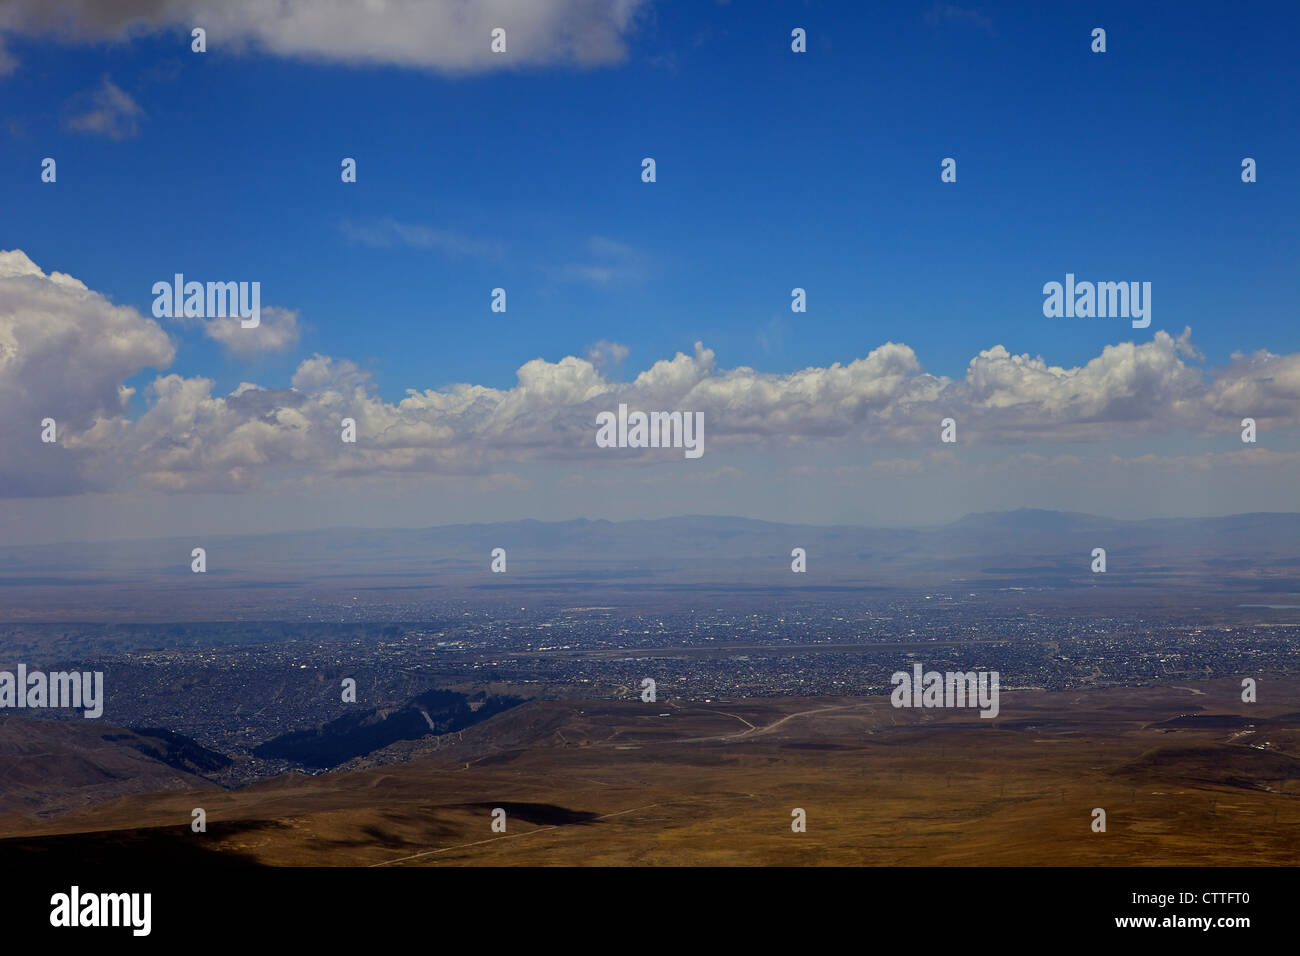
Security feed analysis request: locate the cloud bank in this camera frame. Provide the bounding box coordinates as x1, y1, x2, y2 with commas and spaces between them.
1, 249, 1297, 498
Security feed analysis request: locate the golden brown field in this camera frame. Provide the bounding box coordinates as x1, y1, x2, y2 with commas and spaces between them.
3, 678, 1299, 866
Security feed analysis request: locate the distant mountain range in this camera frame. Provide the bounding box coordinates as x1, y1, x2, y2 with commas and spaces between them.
0, 510, 1296, 618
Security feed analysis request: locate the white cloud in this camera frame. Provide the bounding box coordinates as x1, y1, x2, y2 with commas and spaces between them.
0, 0, 650, 73
1203, 348, 1300, 427
558, 235, 647, 286
339, 218, 503, 258
0, 249, 174, 495
930, 328, 1210, 442
3, 249, 1298, 499
64, 76, 145, 139
584, 339, 629, 370
204, 306, 301, 358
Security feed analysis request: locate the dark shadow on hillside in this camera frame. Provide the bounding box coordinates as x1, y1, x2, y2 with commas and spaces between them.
0, 819, 281, 867
450, 802, 601, 826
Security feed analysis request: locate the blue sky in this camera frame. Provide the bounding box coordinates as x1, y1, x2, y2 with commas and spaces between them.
3, 0, 1296, 399
0, 0, 1297, 541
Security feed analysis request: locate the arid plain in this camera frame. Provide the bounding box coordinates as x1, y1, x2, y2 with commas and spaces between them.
2, 678, 1298, 866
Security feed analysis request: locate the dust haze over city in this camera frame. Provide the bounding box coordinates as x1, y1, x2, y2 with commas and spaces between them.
0, 0, 1296, 939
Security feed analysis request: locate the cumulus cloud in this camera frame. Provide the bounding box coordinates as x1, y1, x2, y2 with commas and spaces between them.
203, 305, 301, 358
3, 248, 1299, 499
0, 0, 649, 73
0, 249, 174, 495
108, 330, 1298, 494
926, 328, 1211, 443
584, 339, 629, 371
1203, 348, 1300, 428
